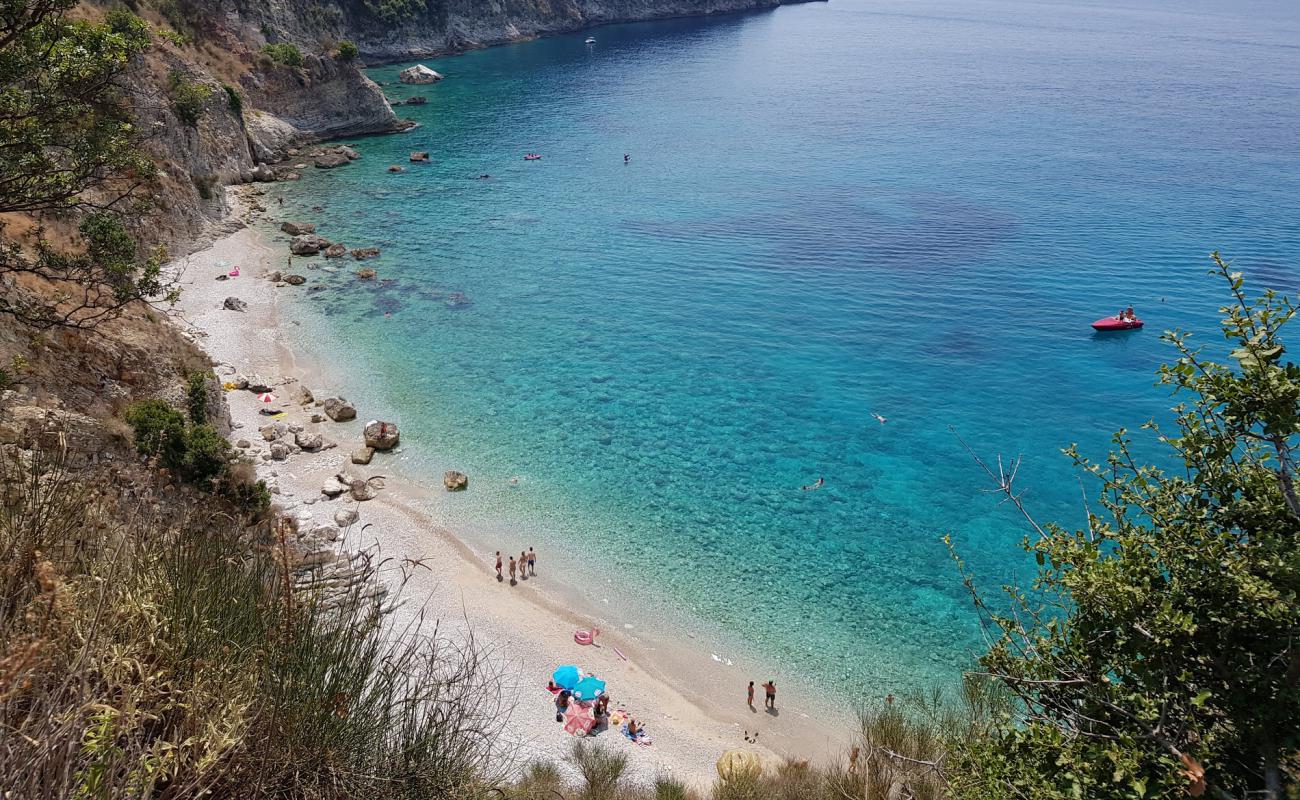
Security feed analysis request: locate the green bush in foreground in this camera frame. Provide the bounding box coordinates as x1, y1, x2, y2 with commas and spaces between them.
948, 256, 1300, 799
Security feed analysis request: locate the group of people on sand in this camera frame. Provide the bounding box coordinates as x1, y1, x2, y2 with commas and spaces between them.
495, 548, 536, 584
548, 682, 646, 740
747, 680, 777, 711
1116, 304, 1138, 322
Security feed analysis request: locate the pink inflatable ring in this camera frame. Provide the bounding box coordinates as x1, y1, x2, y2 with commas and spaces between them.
574, 628, 597, 645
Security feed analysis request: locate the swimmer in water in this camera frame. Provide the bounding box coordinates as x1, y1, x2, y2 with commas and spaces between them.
801, 477, 825, 491
624, 153, 630, 164
508, 476, 520, 485
872, 413, 887, 424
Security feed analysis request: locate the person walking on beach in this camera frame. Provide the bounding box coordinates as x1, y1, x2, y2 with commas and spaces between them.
519, 551, 528, 580
762, 680, 776, 710
495, 551, 503, 581
508, 555, 518, 583
747, 681, 755, 709
528, 547, 536, 576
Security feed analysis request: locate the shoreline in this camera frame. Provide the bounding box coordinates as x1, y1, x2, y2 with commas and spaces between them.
170, 187, 854, 788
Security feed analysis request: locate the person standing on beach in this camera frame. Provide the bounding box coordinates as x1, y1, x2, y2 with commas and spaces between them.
762, 680, 776, 710
747, 681, 755, 708
508, 555, 517, 583
495, 551, 503, 581
528, 547, 536, 576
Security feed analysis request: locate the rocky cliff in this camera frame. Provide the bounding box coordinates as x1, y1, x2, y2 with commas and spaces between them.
256, 0, 807, 61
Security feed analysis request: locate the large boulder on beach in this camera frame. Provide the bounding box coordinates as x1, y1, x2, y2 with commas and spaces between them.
322, 397, 356, 422
443, 470, 468, 492
364, 420, 399, 450
399, 65, 443, 84
350, 478, 378, 502
251, 164, 276, 182
222, 296, 247, 312
334, 508, 359, 527
320, 476, 348, 498
269, 442, 290, 461
290, 234, 329, 255
283, 274, 307, 285
351, 446, 374, 465
281, 221, 315, 235
295, 430, 323, 451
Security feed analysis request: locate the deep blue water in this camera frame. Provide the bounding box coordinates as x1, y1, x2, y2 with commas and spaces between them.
271, 0, 1300, 698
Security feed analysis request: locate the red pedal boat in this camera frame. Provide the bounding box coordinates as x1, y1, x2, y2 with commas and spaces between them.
1091, 315, 1144, 331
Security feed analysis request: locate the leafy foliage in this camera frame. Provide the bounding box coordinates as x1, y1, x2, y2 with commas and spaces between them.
261, 41, 303, 67
948, 255, 1300, 799
0, 1, 174, 330
363, 0, 429, 21
124, 397, 187, 466
185, 371, 209, 423
167, 68, 210, 127
223, 83, 242, 114
336, 39, 359, 61
0, 0, 154, 214
0, 213, 169, 329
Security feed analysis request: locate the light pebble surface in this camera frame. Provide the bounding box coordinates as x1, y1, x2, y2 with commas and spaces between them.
169, 190, 852, 790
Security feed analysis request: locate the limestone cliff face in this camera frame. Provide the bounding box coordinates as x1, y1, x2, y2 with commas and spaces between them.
258, 0, 804, 61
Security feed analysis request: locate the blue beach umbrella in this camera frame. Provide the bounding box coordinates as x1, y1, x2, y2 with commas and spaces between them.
571, 675, 607, 703
552, 665, 583, 690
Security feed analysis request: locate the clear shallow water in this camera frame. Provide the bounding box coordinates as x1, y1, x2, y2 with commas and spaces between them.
271, 0, 1300, 698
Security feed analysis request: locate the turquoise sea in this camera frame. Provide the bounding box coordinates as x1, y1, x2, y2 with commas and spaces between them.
272, 0, 1300, 699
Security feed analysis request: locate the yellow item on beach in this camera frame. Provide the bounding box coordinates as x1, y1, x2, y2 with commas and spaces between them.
717, 749, 762, 782
609, 712, 625, 727
222, 382, 239, 390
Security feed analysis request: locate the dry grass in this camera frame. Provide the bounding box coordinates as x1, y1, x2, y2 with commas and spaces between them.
0, 438, 508, 799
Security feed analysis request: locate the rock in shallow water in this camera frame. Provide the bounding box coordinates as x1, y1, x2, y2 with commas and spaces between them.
443, 470, 468, 492
364, 420, 399, 450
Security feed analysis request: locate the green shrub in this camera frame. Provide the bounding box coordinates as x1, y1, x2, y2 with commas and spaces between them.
167, 69, 211, 127
181, 424, 230, 484
363, 0, 428, 21
336, 39, 359, 61
223, 84, 242, 114
156, 27, 190, 47
571, 740, 628, 799
185, 372, 209, 424
105, 9, 150, 39
125, 399, 187, 466
261, 42, 304, 68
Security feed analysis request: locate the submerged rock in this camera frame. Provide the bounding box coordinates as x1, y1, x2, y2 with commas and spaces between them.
314, 151, 350, 169
443, 470, 468, 492
324, 243, 347, 258
352, 247, 380, 260
283, 274, 307, 285
387, 165, 405, 173
290, 234, 329, 255
355, 268, 377, 280
410, 151, 430, 162
363, 420, 399, 450
405, 96, 428, 105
